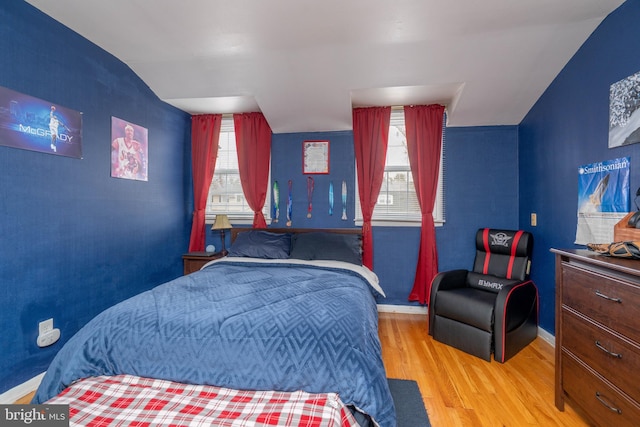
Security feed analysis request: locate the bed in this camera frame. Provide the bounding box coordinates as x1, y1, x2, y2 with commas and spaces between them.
32, 228, 396, 427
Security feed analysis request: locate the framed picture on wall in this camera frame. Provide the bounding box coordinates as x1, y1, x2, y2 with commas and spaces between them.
303, 140, 330, 174
609, 70, 640, 148
0, 85, 83, 158
111, 116, 148, 181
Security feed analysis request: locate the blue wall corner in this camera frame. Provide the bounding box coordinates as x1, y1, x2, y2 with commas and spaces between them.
0, 1, 191, 393
519, 0, 640, 333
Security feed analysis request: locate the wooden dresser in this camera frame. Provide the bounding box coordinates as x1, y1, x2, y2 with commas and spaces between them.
552, 249, 640, 426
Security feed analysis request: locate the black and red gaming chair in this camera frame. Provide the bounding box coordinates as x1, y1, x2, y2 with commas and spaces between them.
428, 228, 538, 362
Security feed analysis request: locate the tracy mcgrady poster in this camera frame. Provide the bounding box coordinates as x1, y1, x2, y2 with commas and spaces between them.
0, 85, 82, 158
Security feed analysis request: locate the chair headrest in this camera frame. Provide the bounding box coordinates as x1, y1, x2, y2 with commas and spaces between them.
472, 228, 533, 282
475, 229, 532, 257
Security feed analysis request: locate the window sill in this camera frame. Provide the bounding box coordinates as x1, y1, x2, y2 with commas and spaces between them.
205, 216, 270, 226
354, 219, 444, 227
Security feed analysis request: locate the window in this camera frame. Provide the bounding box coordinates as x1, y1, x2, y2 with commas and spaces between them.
205, 115, 270, 223
355, 107, 445, 226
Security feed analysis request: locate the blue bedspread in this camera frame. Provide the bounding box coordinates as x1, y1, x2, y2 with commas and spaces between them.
33, 259, 396, 427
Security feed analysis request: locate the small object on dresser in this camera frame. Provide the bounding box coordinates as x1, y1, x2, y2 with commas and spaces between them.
587, 241, 640, 259
613, 212, 640, 242
206, 244, 216, 254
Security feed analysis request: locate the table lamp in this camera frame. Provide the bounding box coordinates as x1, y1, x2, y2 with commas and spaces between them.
211, 214, 232, 256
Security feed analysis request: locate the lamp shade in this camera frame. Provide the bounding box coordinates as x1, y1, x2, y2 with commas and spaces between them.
211, 214, 232, 230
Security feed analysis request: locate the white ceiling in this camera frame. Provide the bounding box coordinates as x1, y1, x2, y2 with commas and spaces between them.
26, 0, 624, 134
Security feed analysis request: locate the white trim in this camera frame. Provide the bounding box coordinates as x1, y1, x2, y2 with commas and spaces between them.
537, 327, 555, 348
0, 372, 45, 404
377, 304, 428, 315
354, 219, 445, 227
205, 217, 253, 226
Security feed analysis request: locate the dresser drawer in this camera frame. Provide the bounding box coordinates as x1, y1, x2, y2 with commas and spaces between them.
562, 308, 640, 403
562, 263, 640, 343
563, 352, 640, 427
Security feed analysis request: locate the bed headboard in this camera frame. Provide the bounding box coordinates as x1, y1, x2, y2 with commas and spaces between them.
230, 227, 361, 242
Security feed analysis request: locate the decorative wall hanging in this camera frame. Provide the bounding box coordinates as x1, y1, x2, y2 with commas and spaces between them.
0, 85, 83, 158
307, 176, 314, 218
341, 180, 348, 220
111, 116, 148, 181
329, 181, 334, 215
609, 70, 640, 148
272, 181, 280, 223
303, 140, 330, 174
286, 180, 293, 227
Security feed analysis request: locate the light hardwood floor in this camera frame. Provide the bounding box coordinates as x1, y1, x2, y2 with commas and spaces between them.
379, 312, 589, 427
13, 391, 34, 405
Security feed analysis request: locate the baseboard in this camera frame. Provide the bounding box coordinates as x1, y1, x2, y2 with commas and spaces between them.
0, 372, 44, 404
537, 326, 555, 348
377, 304, 428, 315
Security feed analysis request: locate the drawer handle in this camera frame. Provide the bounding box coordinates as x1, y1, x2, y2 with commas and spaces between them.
595, 341, 622, 358
594, 290, 622, 303
595, 392, 623, 414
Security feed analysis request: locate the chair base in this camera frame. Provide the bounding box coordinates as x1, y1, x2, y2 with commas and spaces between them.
431, 313, 538, 363
498, 312, 538, 362
431, 315, 492, 362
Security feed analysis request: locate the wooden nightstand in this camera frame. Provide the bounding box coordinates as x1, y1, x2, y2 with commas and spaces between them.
182, 252, 224, 275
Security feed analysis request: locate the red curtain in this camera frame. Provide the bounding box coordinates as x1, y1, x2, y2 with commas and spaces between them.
353, 107, 391, 269
234, 112, 272, 228
405, 104, 445, 304
188, 114, 222, 251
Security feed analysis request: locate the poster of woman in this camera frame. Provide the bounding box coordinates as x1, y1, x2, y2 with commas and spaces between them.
110, 116, 148, 181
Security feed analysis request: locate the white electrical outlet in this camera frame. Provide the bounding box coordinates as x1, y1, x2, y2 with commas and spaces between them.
37, 318, 60, 347
37, 329, 60, 347
39, 318, 53, 335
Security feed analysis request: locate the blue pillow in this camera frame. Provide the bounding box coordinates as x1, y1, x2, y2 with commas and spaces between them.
289, 232, 362, 265
228, 231, 291, 259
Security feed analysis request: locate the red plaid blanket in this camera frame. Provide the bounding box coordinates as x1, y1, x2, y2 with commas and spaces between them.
45, 375, 360, 426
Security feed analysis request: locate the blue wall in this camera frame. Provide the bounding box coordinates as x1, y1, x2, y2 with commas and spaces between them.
519, 0, 639, 333
0, 1, 191, 393
262, 127, 519, 306
271, 132, 356, 229
437, 126, 520, 272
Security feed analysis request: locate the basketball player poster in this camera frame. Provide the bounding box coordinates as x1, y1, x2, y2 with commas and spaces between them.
0, 85, 83, 158
110, 116, 148, 181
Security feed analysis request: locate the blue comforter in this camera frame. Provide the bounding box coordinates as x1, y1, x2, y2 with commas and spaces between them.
33, 259, 396, 426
